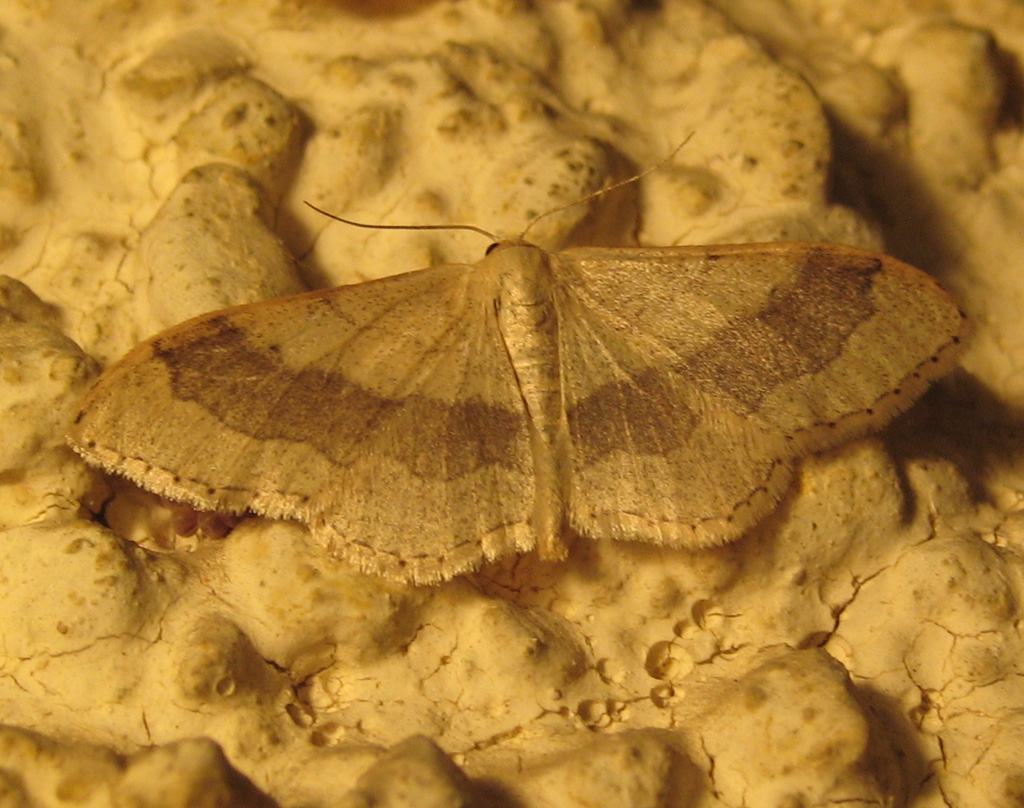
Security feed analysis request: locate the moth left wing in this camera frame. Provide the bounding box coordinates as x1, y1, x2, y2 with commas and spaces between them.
551, 243, 968, 548
69, 261, 536, 584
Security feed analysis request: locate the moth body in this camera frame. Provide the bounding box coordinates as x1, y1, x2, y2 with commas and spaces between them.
491, 243, 569, 561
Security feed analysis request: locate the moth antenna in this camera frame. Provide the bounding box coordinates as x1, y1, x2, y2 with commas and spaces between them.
304, 135, 692, 246
303, 201, 499, 242
519, 134, 694, 242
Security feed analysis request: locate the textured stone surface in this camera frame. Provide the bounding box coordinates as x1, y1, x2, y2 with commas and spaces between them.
0, 1, 1020, 807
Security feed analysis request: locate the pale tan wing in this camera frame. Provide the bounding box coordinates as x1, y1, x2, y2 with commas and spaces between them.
552, 243, 968, 548
69, 261, 535, 584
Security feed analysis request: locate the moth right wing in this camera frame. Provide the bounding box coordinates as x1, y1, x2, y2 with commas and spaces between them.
552, 243, 967, 549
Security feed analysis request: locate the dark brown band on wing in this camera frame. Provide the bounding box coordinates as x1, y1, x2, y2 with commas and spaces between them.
152, 316, 526, 481
683, 248, 880, 412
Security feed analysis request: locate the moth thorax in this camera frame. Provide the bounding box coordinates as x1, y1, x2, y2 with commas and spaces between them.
494, 247, 561, 429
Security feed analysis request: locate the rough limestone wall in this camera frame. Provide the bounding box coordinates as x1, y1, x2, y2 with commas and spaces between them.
0, 1, 1022, 807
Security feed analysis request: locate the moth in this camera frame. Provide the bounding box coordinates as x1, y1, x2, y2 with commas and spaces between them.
68, 238, 968, 584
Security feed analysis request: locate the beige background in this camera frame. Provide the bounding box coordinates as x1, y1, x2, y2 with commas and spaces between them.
0, 1, 1021, 807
